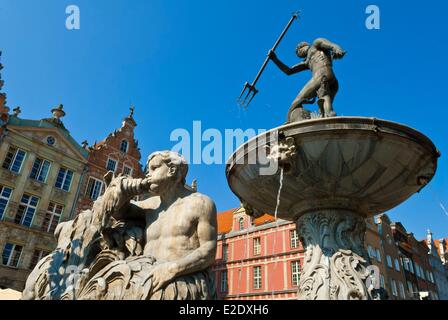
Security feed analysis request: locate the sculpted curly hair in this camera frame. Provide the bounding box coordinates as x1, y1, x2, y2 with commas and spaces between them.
146, 151, 188, 184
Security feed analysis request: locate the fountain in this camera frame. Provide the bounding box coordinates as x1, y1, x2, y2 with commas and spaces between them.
229, 29, 440, 299
226, 117, 439, 299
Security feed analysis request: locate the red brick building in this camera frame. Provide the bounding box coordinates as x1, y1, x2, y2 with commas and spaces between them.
74, 108, 145, 214
213, 207, 304, 300
214, 208, 446, 300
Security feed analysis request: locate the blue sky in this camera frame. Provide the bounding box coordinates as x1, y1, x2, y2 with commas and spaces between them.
1, 0, 447, 240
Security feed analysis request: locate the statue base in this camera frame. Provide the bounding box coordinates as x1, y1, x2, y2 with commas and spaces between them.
296, 209, 371, 300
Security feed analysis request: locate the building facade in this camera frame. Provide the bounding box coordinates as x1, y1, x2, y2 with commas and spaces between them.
214, 209, 447, 300
213, 207, 304, 300
390, 222, 439, 299
75, 108, 144, 214
424, 232, 448, 300
0, 106, 89, 291
365, 215, 411, 299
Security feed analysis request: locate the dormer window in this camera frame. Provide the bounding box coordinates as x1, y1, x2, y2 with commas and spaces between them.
239, 217, 245, 230
120, 140, 129, 153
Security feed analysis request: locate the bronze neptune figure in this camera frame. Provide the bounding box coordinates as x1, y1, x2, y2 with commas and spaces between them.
269, 38, 346, 122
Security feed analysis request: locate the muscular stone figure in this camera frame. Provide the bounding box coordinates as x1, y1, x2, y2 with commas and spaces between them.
77, 151, 218, 299
22, 151, 217, 300
269, 38, 346, 123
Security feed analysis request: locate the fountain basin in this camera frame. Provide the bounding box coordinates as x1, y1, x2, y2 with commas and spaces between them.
226, 117, 439, 220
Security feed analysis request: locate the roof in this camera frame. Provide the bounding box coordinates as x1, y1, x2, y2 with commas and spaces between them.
7, 115, 89, 158
217, 208, 276, 234
217, 209, 235, 234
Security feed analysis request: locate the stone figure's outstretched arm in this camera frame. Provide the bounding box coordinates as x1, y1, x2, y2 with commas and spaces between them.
313, 38, 346, 59
269, 50, 308, 75
170, 197, 217, 277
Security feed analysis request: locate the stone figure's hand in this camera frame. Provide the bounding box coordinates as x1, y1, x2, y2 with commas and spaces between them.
148, 262, 177, 292
333, 48, 346, 60
103, 190, 118, 214
100, 179, 128, 227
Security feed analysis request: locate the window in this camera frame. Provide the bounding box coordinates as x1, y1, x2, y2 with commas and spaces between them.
30, 158, 51, 182
253, 237, 261, 255
380, 274, 385, 288
394, 258, 400, 272
409, 260, 415, 274
253, 266, 262, 289
415, 263, 421, 277
220, 270, 228, 292
42, 202, 63, 233
386, 255, 393, 268
402, 257, 409, 271
222, 244, 228, 261
2, 243, 23, 267
239, 217, 244, 230
123, 165, 133, 176
2, 146, 26, 173
55, 167, 73, 191
106, 158, 117, 172
291, 261, 301, 286
29, 249, 49, 270
86, 177, 103, 201
429, 271, 434, 283
0, 185, 12, 220
391, 279, 398, 296
368, 245, 375, 258
15, 194, 39, 227
120, 140, 129, 153
376, 249, 382, 262
290, 229, 298, 249
399, 282, 406, 299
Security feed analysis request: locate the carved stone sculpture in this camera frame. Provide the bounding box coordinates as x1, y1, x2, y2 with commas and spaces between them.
23, 151, 218, 300
296, 210, 371, 300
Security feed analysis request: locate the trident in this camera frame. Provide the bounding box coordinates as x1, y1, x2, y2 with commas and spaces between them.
238, 12, 300, 107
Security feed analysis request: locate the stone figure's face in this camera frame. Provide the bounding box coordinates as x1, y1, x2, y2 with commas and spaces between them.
296, 45, 309, 58
145, 155, 176, 194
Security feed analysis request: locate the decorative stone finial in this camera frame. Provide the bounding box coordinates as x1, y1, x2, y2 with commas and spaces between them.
51, 104, 66, 120
13, 106, 21, 117
0, 51, 8, 112
122, 105, 137, 128
427, 229, 433, 242
0, 51, 3, 92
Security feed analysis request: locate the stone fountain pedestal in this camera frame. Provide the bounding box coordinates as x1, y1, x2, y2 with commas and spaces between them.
226, 117, 439, 300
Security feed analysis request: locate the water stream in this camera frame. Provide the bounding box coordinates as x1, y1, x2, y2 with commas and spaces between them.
270, 167, 284, 298
234, 167, 285, 299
